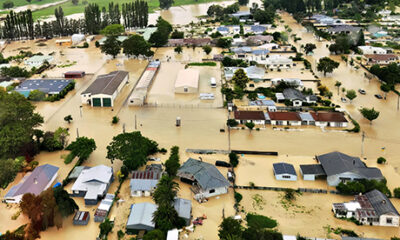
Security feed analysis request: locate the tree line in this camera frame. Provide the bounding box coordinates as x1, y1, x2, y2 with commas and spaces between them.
0, 0, 149, 40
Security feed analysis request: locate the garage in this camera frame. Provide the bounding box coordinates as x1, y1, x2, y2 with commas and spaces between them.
299, 164, 326, 181
103, 98, 112, 107
92, 98, 101, 107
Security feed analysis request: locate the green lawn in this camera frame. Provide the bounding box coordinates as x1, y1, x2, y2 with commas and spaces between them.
1, 0, 59, 9
32, 0, 222, 20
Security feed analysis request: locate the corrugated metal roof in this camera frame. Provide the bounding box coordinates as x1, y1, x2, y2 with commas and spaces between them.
82, 71, 128, 95
273, 162, 297, 176
174, 198, 191, 220
126, 203, 157, 230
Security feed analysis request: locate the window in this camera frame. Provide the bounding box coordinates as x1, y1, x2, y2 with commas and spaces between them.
387, 218, 393, 224
282, 175, 291, 179
184, 87, 188, 93
209, 189, 215, 193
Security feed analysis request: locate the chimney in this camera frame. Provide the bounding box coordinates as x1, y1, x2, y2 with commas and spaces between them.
34, 178, 38, 184
382, 200, 386, 204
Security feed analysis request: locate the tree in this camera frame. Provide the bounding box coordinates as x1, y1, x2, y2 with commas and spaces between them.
317, 57, 339, 76
229, 152, 239, 167
377, 157, 386, 164
245, 122, 255, 130
203, 45, 212, 55
53, 186, 78, 217
159, 0, 174, 9
356, 30, 365, 46
246, 213, 277, 229
153, 175, 179, 206
66, 137, 96, 162
0, 91, 43, 158
218, 217, 243, 239
238, 0, 249, 6
101, 24, 124, 36
174, 46, 182, 54
41, 128, 69, 152
170, 30, 184, 39
28, 90, 46, 101
232, 68, 249, 89
216, 38, 232, 49
64, 115, 73, 123
303, 43, 316, 54
99, 218, 113, 239
0, 158, 21, 189
122, 35, 153, 58
360, 107, 380, 125
143, 230, 165, 240
253, 9, 275, 24
149, 17, 172, 47
3, 1, 14, 9
227, 119, 239, 127
345, 90, 357, 103
334, 81, 342, 95
100, 36, 121, 58
380, 84, 391, 100
394, 188, 400, 198
165, 146, 180, 177
106, 131, 158, 170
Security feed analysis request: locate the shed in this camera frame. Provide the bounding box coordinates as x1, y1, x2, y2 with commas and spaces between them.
71, 34, 85, 44
64, 71, 85, 78
126, 203, 157, 232
273, 162, 297, 181
299, 164, 326, 181
174, 198, 192, 226
73, 211, 90, 225
167, 229, 179, 240
174, 69, 199, 93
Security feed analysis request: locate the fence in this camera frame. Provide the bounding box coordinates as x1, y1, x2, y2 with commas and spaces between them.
186, 149, 230, 154
234, 185, 329, 194
231, 150, 278, 156
144, 102, 221, 109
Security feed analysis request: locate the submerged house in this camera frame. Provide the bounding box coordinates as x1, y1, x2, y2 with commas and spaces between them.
300, 151, 383, 186
174, 198, 192, 226
333, 190, 399, 227
4, 164, 59, 203
130, 169, 161, 197
126, 202, 157, 233
71, 165, 114, 205
278, 88, 317, 107
234, 110, 266, 125
273, 162, 297, 181
177, 158, 230, 201
174, 69, 199, 93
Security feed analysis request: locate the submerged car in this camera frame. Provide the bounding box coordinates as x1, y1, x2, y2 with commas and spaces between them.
358, 89, 366, 95
375, 94, 383, 99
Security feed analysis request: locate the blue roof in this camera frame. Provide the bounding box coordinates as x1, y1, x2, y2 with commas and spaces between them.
273, 162, 297, 176
217, 27, 229, 32
252, 49, 269, 55
251, 25, 266, 32
15, 79, 72, 95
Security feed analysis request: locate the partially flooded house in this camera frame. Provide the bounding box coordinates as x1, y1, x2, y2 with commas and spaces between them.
177, 158, 230, 201
81, 71, 129, 107
333, 190, 399, 227
130, 168, 161, 197
71, 165, 114, 205
234, 110, 266, 125
126, 202, 157, 234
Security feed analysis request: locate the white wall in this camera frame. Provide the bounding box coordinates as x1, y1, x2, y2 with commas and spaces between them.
194, 186, 228, 200
275, 174, 297, 181
379, 215, 400, 227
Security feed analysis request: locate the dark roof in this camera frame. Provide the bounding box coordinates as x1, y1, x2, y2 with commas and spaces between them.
234, 111, 265, 120
364, 54, 398, 61
177, 158, 230, 190
5, 164, 59, 198
365, 190, 400, 216
268, 112, 301, 121
283, 88, 306, 101
184, 38, 211, 45
273, 162, 297, 176
15, 79, 72, 94
300, 164, 326, 175
82, 71, 128, 95
317, 152, 383, 179
310, 112, 348, 123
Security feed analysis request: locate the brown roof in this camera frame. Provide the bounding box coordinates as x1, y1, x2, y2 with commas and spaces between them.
82, 71, 128, 95
248, 35, 273, 42
268, 112, 301, 121
234, 111, 265, 120
184, 38, 211, 45
131, 170, 161, 180
310, 112, 348, 122
364, 54, 398, 61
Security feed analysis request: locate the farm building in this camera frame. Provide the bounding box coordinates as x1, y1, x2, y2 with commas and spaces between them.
273, 162, 297, 181
73, 211, 90, 225
177, 158, 230, 201
4, 164, 59, 203
128, 60, 160, 106
94, 194, 115, 222
70, 165, 114, 205
24, 55, 53, 67
64, 71, 85, 78
81, 71, 129, 107
15, 79, 72, 97
174, 198, 192, 226
174, 69, 199, 93
126, 202, 157, 233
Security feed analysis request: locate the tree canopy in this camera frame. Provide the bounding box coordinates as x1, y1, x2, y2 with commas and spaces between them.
165, 146, 180, 177
100, 36, 121, 58
359, 107, 380, 124
345, 90, 357, 103
317, 57, 340, 76
122, 34, 154, 58
149, 17, 173, 47
65, 137, 96, 163
101, 24, 125, 36
106, 131, 158, 170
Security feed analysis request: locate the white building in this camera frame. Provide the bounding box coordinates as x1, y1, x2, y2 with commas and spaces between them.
174, 69, 199, 93
4, 164, 59, 203
262, 55, 293, 69
128, 61, 160, 106
358, 46, 387, 55
81, 71, 129, 107
273, 162, 297, 181
24, 55, 53, 67
71, 34, 85, 45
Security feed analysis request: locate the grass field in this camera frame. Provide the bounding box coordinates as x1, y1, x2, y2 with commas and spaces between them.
31, 0, 222, 20
0, 0, 58, 9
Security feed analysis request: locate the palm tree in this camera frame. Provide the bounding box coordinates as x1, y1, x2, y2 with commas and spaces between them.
152, 175, 179, 206
335, 81, 342, 95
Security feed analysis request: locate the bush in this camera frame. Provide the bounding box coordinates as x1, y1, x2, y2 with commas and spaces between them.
227, 119, 239, 127
95, 41, 100, 48
337, 179, 391, 197
246, 213, 277, 229
377, 157, 386, 164
229, 152, 239, 167
234, 191, 243, 204
112, 116, 119, 124
3, 0, 14, 9
394, 188, 400, 198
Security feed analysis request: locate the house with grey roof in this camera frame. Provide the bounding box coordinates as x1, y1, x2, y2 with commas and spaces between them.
273, 162, 297, 181
81, 71, 129, 107
308, 151, 383, 186
278, 88, 317, 106
126, 202, 157, 233
174, 198, 192, 226
4, 164, 59, 203
177, 158, 230, 201
130, 169, 161, 197
333, 190, 399, 227
327, 25, 361, 35
71, 165, 114, 205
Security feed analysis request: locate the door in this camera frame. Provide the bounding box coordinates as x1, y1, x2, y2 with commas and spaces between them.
103, 98, 112, 107
92, 98, 101, 107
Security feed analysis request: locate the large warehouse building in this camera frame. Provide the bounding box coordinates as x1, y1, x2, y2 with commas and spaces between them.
81, 71, 129, 107
174, 69, 199, 93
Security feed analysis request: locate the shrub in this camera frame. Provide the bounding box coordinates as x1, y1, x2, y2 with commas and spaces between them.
227, 119, 239, 127
246, 213, 277, 229
112, 116, 119, 124
394, 188, 400, 198
377, 157, 386, 164
229, 152, 239, 167
95, 41, 100, 48
3, 0, 14, 9
234, 191, 243, 204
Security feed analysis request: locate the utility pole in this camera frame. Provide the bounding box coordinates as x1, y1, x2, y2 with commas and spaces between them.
79, 106, 82, 118
76, 128, 79, 138
361, 131, 365, 157
135, 114, 137, 130
123, 123, 125, 133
